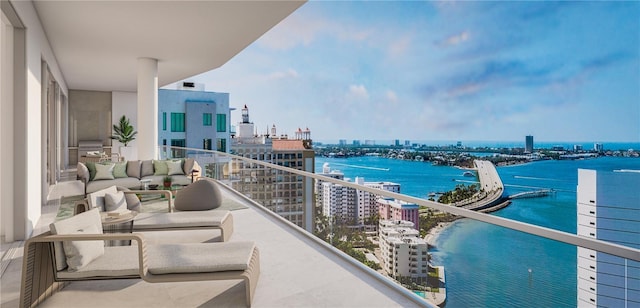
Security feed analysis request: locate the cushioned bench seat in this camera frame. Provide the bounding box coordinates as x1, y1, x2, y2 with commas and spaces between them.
21, 232, 259, 307
133, 211, 233, 241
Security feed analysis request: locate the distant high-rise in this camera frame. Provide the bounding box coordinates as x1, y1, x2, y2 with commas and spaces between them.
339, 139, 347, 146
594, 143, 604, 152
525, 135, 534, 153
576, 169, 640, 307
231, 105, 315, 231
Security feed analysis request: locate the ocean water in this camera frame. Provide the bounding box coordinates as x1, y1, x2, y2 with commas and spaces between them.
315, 156, 640, 307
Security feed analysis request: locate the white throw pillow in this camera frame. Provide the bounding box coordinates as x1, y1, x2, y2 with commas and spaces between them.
167, 160, 185, 175
104, 191, 126, 212
50, 208, 104, 271
93, 163, 115, 180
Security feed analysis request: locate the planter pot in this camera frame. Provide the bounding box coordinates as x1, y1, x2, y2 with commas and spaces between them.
119, 146, 136, 161
163, 182, 172, 188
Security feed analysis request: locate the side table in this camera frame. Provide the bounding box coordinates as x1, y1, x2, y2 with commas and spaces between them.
100, 211, 138, 246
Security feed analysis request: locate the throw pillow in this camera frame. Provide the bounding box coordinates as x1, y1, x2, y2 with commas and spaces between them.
86, 162, 97, 181
50, 208, 105, 271
167, 160, 185, 175
153, 160, 169, 175
77, 162, 90, 182
93, 163, 115, 180
126, 160, 141, 179
183, 158, 195, 175
104, 191, 127, 212
141, 160, 154, 177
113, 161, 128, 178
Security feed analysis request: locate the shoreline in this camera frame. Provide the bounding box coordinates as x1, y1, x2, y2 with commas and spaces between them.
424, 220, 458, 247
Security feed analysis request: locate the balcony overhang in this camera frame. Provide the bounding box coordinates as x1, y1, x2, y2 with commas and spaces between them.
32, 0, 305, 92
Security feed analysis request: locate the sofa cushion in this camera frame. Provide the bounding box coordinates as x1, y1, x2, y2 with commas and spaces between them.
50, 208, 104, 272
117, 187, 142, 212
126, 160, 141, 179
113, 161, 128, 178
105, 191, 127, 212
86, 162, 97, 181
153, 160, 169, 175
141, 160, 154, 177
94, 163, 115, 180
167, 160, 185, 175
56, 246, 139, 279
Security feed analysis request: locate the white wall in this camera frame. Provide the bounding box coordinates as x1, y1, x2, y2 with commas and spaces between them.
112, 91, 138, 160
1, 10, 15, 241
7, 0, 68, 239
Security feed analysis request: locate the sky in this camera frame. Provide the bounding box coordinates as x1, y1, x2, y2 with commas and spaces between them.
170, 1, 640, 144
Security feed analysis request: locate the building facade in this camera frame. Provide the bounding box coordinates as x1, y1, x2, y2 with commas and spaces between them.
231, 105, 315, 231
158, 84, 231, 157
379, 220, 429, 283
576, 169, 640, 307
378, 198, 420, 230
525, 135, 534, 153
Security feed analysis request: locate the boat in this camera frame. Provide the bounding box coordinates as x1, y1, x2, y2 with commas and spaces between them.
428, 192, 437, 197
463, 171, 475, 177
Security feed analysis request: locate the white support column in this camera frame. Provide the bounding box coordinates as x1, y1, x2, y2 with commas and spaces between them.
137, 58, 158, 160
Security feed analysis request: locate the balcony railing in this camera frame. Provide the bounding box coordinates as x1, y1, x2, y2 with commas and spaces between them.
159, 146, 640, 306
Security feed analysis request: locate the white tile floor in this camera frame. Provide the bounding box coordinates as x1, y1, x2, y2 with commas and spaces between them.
1, 178, 432, 308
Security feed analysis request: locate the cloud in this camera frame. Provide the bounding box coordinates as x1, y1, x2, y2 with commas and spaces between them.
386, 90, 398, 103
388, 35, 412, 57
348, 84, 369, 99
268, 69, 299, 80
439, 31, 470, 47
257, 13, 328, 50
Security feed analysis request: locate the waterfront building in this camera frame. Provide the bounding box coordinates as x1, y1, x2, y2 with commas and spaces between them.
366, 181, 401, 194
378, 198, 420, 230
379, 220, 429, 283
576, 169, 640, 307
339, 139, 347, 146
321, 181, 357, 224
573, 144, 583, 152
395, 139, 400, 147
525, 135, 534, 153
231, 105, 315, 231
158, 84, 232, 160
594, 143, 604, 152
352, 140, 361, 146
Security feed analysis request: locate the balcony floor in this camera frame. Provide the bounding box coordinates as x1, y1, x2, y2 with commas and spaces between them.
1, 183, 430, 307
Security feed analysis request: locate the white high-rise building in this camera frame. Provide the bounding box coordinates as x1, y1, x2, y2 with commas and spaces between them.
379, 220, 429, 283
576, 169, 640, 307
322, 182, 357, 223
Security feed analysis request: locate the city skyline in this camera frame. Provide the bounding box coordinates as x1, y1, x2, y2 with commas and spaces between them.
167, 1, 639, 143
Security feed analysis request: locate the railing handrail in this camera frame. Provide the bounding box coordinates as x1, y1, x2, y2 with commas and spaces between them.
158, 146, 640, 262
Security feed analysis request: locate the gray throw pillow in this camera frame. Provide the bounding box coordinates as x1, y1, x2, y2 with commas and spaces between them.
104, 191, 127, 212
183, 158, 195, 175
126, 160, 141, 179
141, 160, 154, 177
77, 162, 90, 182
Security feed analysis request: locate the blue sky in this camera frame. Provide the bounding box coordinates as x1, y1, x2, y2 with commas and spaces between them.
174, 1, 639, 143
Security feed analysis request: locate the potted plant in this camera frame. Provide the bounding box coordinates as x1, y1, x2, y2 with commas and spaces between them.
110, 115, 137, 160
163, 175, 172, 188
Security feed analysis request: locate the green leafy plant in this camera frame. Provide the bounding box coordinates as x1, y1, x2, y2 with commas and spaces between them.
110, 115, 137, 146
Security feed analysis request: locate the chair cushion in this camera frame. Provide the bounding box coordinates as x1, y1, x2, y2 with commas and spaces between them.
174, 180, 222, 211
117, 186, 142, 212
77, 162, 90, 183
57, 246, 139, 279
153, 160, 169, 175
50, 208, 105, 272
147, 242, 255, 274
94, 163, 115, 180
105, 191, 127, 212
87, 186, 118, 211
126, 160, 141, 179
167, 160, 184, 175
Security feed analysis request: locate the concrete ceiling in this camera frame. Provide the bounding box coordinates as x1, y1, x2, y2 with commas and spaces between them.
33, 0, 305, 92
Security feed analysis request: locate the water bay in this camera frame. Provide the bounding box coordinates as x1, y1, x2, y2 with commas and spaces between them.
315, 155, 640, 307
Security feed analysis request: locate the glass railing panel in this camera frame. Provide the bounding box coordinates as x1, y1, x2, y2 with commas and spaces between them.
156, 146, 640, 306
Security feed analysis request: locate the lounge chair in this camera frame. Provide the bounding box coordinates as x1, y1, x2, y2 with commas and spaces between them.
79, 185, 233, 242
20, 209, 259, 308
